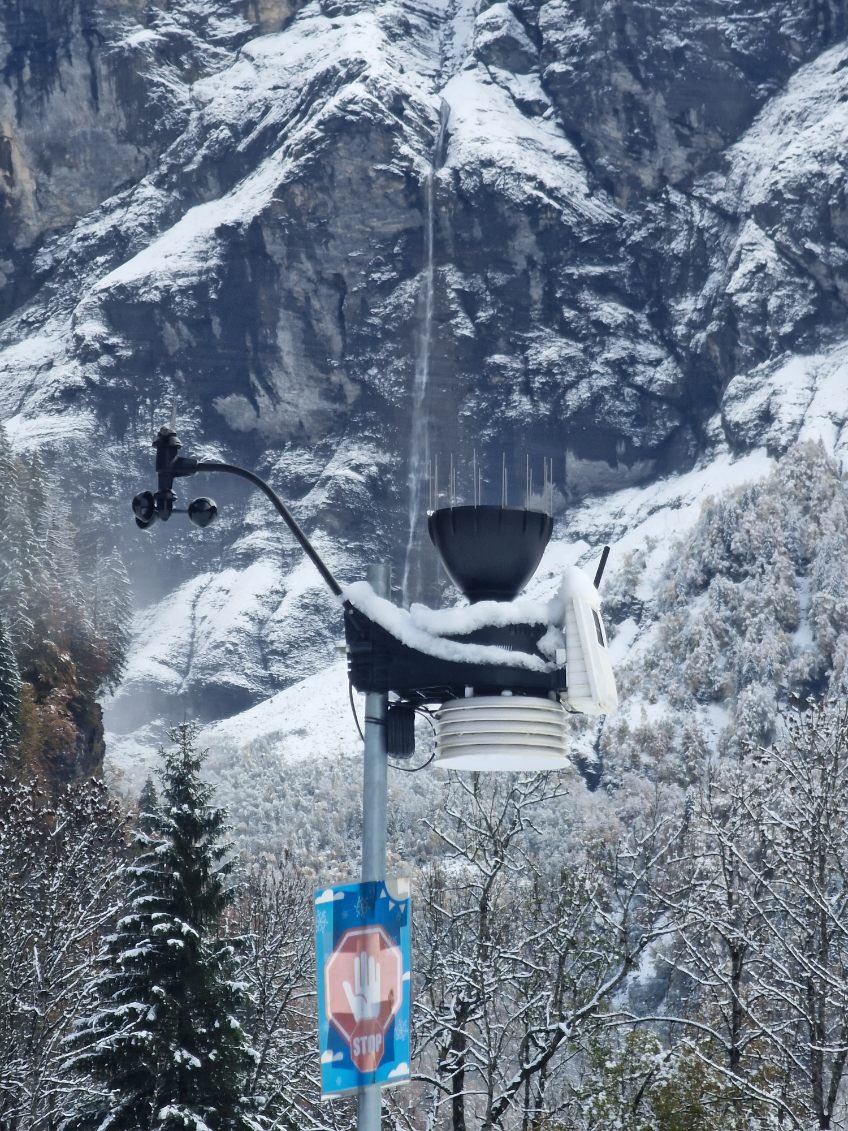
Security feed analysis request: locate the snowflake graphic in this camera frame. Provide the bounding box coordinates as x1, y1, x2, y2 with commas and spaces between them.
315, 910, 329, 935
394, 1016, 409, 1043
355, 895, 373, 919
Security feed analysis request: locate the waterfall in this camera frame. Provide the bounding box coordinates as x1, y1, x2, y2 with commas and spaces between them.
402, 100, 450, 607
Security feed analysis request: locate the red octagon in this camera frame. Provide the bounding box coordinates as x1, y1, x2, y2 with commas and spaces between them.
325, 925, 403, 1073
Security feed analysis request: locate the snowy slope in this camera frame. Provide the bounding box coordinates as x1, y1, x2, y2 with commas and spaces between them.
107, 659, 358, 789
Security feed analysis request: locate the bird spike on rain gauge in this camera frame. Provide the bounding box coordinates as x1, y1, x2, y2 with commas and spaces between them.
343, 455, 618, 771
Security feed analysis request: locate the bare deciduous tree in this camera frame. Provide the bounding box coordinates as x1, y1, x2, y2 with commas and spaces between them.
640, 702, 848, 1129
228, 859, 355, 1131
752, 703, 848, 1129
0, 778, 125, 1130
389, 773, 683, 1131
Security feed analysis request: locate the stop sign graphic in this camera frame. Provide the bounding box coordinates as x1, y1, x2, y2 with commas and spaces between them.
325, 925, 403, 1073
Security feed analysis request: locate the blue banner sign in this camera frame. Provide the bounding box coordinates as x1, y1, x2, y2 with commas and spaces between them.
315, 878, 411, 1097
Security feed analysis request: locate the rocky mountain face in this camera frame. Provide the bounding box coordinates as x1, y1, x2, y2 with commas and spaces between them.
0, 0, 846, 772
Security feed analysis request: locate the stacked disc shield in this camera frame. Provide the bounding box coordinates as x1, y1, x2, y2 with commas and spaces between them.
436, 695, 569, 771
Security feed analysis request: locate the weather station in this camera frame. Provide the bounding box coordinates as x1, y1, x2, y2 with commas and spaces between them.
131, 424, 619, 1129
345, 500, 617, 771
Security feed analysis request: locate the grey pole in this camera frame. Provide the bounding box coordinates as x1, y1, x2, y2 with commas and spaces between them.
357, 562, 390, 1131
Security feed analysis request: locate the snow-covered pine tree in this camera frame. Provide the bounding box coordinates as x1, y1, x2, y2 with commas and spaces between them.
0, 424, 35, 646
0, 612, 20, 763
93, 549, 133, 693
137, 773, 159, 835
65, 724, 257, 1131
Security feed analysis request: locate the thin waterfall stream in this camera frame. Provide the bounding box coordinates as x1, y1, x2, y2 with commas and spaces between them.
402, 99, 450, 606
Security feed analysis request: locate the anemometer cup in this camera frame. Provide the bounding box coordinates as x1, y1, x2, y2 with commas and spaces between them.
132, 490, 158, 528
187, 497, 218, 528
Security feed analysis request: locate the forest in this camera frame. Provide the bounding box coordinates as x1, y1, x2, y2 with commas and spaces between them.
0, 422, 131, 787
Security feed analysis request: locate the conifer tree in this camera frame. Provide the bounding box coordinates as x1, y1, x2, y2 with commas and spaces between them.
0, 613, 20, 762
94, 549, 134, 692
35, 466, 87, 650
137, 773, 159, 835
65, 724, 257, 1131
0, 425, 34, 645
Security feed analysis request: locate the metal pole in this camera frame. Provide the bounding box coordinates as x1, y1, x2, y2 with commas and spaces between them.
358, 561, 390, 1131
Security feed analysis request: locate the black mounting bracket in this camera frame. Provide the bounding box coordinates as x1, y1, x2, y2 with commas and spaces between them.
137, 427, 342, 596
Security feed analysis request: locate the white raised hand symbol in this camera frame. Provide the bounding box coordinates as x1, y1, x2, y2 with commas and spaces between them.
343, 951, 381, 1021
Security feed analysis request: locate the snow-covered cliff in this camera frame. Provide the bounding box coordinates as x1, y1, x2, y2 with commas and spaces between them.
0, 0, 846, 779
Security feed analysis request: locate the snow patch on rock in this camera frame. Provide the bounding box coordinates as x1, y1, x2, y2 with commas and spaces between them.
723, 341, 848, 456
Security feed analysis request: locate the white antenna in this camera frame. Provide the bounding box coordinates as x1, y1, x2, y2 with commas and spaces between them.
170, 397, 178, 430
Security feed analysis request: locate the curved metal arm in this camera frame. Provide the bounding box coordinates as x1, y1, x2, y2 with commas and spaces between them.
195, 460, 343, 598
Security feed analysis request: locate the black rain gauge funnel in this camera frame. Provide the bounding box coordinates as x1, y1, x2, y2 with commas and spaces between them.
427, 504, 553, 602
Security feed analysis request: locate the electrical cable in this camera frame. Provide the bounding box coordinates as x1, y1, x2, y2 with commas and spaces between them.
348, 679, 364, 742
389, 708, 437, 773
415, 707, 438, 735
390, 750, 436, 773
349, 681, 438, 772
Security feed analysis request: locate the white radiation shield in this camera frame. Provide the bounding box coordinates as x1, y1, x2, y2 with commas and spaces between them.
435, 695, 569, 771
